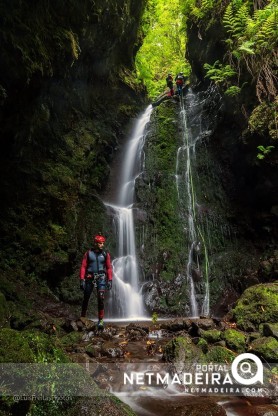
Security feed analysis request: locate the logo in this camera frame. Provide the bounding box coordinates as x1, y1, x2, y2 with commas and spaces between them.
231, 353, 264, 385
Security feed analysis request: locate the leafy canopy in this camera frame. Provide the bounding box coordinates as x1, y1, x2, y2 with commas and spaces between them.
136, 0, 190, 99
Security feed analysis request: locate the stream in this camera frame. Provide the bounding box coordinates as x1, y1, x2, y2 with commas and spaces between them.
80, 319, 276, 416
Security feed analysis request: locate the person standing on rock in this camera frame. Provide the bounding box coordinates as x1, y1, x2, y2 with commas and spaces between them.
79, 234, 113, 329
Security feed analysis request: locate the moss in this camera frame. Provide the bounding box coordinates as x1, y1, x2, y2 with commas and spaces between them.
163, 336, 204, 364
197, 337, 209, 353
84, 344, 99, 358
22, 330, 70, 363
136, 101, 186, 291
260, 322, 278, 340
0, 328, 35, 363
0, 291, 9, 328
205, 346, 237, 363
232, 283, 278, 331
249, 101, 277, 140
222, 329, 246, 353
200, 329, 222, 344
59, 331, 84, 348
250, 336, 278, 362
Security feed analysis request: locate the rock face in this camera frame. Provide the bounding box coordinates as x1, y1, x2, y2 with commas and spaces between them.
134, 90, 277, 317
0, 1, 147, 299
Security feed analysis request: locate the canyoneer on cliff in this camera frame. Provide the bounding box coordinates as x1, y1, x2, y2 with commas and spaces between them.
175, 72, 187, 96
166, 73, 174, 96
79, 234, 113, 329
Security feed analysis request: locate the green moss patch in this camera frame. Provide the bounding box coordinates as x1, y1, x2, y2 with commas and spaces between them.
222, 329, 246, 353
200, 329, 222, 344
232, 283, 278, 331
205, 346, 236, 363
163, 336, 204, 365
0, 292, 9, 328
250, 337, 278, 362
0, 328, 35, 363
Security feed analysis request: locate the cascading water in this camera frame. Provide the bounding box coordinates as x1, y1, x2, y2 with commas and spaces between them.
105, 105, 153, 318
175, 86, 221, 317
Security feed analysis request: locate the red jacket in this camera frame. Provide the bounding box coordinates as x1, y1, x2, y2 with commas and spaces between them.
79, 250, 113, 281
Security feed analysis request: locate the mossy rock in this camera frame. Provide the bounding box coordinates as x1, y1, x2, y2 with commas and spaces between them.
0, 328, 69, 363
10, 308, 38, 330
0, 291, 10, 328
163, 336, 204, 369
200, 329, 222, 344
197, 337, 209, 353
232, 283, 278, 331
260, 323, 278, 340
59, 331, 84, 348
0, 328, 35, 363
85, 344, 99, 358
222, 329, 246, 353
21, 330, 70, 363
249, 336, 278, 362
205, 346, 237, 363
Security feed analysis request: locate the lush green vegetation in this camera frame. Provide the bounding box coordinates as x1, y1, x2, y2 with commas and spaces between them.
137, 0, 276, 152
179, 0, 277, 154
135, 0, 190, 98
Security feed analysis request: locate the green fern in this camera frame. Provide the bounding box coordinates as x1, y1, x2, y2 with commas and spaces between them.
257, 145, 275, 159
256, 12, 277, 47
233, 3, 249, 36
201, 0, 214, 13
223, 3, 235, 34
238, 40, 255, 54
191, 6, 204, 19
223, 1, 249, 39
204, 61, 237, 83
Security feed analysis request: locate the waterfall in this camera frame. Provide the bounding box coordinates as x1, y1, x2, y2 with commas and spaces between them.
176, 93, 199, 317
105, 105, 153, 318
176, 86, 221, 317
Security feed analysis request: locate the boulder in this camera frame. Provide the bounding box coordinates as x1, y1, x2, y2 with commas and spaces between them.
163, 336, 204, 371
260, 323, 278, 340
222, 329, 246, 353
205, 346, 237, 363
200, 329, 222, 344
249, 336, 278, 362
232, 283, 278, 331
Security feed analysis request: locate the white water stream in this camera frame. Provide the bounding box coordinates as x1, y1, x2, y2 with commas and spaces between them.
105, 105, 153, 318
175, 90, 215, 317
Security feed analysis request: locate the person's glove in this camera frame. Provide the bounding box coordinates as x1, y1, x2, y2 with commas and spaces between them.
80, 280, 86, 291
106, 280, 112, 290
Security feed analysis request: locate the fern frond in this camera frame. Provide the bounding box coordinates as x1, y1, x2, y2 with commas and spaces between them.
201, 0, 214, 13
238, 40, 255, 54
223, 3, 236, 34
256, 12, 277, 46
232, 3, 249, 36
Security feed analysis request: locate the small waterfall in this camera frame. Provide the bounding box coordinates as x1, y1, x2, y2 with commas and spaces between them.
176, 93, 199, 317
176, 86, 221, 317
106, 105, 153, 318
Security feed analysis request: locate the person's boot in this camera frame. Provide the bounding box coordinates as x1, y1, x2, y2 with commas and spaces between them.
97, 319, 104, 330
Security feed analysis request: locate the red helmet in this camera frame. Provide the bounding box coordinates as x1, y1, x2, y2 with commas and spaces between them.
94, 234, 106, 244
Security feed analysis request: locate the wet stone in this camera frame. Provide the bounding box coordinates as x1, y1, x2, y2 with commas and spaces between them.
195, 318, 216, 330
101, 341, 125, 358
